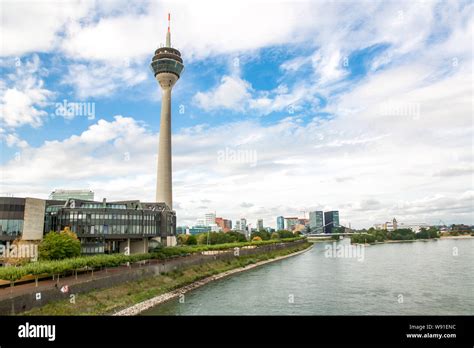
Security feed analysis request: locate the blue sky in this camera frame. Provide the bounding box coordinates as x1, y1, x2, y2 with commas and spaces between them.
0, 0, 472, 228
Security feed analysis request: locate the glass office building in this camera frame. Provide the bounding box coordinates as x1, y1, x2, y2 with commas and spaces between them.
276, 216, 285, 231
324, 211, 340, 234
309, 211, 324, 233
46, 199, 176, 254
0, 196, 177, 254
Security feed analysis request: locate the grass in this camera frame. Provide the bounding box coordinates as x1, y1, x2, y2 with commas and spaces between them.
21, 242, 311, 316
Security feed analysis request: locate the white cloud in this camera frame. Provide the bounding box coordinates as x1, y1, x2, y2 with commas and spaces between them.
0, 55, 53, 128
61, 62, 147, 98
1, 132, 28, 148
2, 67, 472, 228
61, 13, 159, 62
193, 75, 251, 111
0, 0, 92, 56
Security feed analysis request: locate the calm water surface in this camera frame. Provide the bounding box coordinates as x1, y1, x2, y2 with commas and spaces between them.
142, 238, 474, 315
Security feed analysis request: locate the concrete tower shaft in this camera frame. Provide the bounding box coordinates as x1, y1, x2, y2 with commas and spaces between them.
155, 73, 178, 208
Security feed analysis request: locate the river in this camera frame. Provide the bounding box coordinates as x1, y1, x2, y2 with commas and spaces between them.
142, 238, 474, 315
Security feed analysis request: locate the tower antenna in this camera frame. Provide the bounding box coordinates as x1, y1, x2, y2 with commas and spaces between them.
166, 13, 171, 47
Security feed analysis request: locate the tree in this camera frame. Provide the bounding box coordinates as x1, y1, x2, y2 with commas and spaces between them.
416, 228, 430, 239
251, 231, 271, 241
389, 228, 415, 240
186, 235, 197, 245
227, 231, 247, 243
176, 234, 188, 246
196, 233, 208, 245
251, 236, 262, 242
39, 229, 81, 260
428, 227, 439, 239
271, 232, 279, 240
277, 230, 294, 239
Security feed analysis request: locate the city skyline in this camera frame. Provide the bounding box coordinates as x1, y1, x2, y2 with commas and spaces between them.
1, 1, 472, 230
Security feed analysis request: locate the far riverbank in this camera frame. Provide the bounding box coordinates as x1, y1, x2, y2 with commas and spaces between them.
353, 234, 473, 246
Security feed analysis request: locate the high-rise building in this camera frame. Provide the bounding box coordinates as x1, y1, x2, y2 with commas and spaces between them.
276, 216, 284, 231
235, 220, 241, 231
324, 211, 340, 234
49, 189, 94, 201
309, 211, 324, 233
285, 217, 299, 231
257, 219, 263, 231
205, 212, 216, 226
215, 217, 232, 232
151, 13, 184, 210
240, 218, 247, 231
385, 218, 398, 231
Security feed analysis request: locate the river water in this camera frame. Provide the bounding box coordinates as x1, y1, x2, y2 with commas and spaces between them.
142, 238, 474, 315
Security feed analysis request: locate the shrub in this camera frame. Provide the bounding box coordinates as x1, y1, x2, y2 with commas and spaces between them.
0, 236, 306, 281
39, 230, 81, 260
277, 230, 294, 239
186, 235, 197, 245
251, 231, 270, 241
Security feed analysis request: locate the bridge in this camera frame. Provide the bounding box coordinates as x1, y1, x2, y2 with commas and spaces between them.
304, 231, 362, 241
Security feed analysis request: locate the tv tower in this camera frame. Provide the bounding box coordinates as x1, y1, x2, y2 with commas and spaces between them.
150, 13, 184, 209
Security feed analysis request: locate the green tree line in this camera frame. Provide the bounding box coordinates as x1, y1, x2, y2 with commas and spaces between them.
351, 227, 439, 244
0, 236, 305, 282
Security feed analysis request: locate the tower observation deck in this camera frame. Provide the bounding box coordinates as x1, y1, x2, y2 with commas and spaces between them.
150, 13, 184, 81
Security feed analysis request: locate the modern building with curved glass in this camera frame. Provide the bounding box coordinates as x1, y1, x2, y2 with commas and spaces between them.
0, 197, 176, 255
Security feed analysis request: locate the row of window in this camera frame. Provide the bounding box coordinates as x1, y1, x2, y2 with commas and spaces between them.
70, 224, 157, 235
0, 204, 25, 212
0, 219, 23, 235
80, 204, 127, 209
62, 212, 158, 221
82, 245, 105, 254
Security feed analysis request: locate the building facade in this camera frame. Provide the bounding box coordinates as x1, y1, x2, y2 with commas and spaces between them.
257, 219, 264, 231
215, 217, 232, 232
240, 218, 247, 232
309, 211, 324, 233
188, 225, 211, 235
0, 197, 177, 254
276, 216, 284, 231
324, 211, 340, 234
205, 212, 216, 226
284, 217, 299, 231
49, 189, 94, 201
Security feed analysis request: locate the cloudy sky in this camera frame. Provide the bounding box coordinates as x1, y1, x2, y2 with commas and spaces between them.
0, 0, 472, 229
